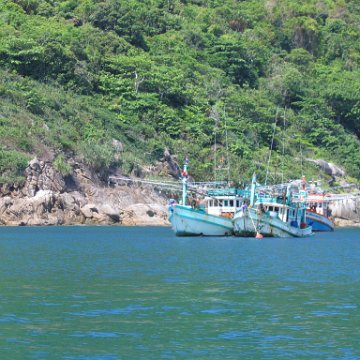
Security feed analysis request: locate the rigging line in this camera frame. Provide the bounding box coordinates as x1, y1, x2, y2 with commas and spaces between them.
300, 140, 303, 176
212, 107, 219, 183
108, 176, 180, 185
265, 108, 279, 186
214, 126, 217, 182
223, 105, 231, 184
281, 106, 287, 184
297, 118, 304, 177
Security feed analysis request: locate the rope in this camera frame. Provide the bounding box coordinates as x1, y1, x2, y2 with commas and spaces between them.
265, 108, 279, 186
248, 208, 258, 233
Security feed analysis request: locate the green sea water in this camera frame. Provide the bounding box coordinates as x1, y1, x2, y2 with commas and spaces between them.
0, 226, 359, 359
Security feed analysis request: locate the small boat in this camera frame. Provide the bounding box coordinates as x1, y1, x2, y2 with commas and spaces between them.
306, 194, 335, 231
233, 174, 312, 238
168, 159, 245, 236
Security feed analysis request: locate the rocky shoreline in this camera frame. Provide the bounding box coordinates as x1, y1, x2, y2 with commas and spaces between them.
331, 198, 360, 228
0, 158, 170, 227
333, 219, 360, 227
0, 158, 359, 228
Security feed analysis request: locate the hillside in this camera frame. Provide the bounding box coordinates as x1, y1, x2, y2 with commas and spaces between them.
1, 0, 360, 189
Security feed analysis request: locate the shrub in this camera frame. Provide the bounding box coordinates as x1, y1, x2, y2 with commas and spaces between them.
53, 154, 72, 176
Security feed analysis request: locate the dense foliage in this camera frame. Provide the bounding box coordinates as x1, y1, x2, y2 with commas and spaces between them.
1, 0, 360, 185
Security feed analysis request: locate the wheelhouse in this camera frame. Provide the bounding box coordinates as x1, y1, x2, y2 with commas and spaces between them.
204, 195, 244, 218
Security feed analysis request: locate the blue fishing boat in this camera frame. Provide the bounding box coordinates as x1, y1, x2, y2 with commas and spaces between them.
168, 159, 245, 236
306, 194, 335, 231
233, 174, 312, 238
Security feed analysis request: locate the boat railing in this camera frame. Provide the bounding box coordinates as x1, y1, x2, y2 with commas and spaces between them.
207, 188, 250, 197
255, 195, 307, 209
256, 196, 281, 203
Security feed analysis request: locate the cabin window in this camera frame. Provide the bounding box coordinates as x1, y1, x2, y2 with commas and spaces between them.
224, 200, 228, 207
269, 206, 273, 211
229, 200, 234, 207
236, 200, 240, 207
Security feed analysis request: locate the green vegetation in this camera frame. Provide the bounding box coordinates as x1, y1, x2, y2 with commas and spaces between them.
1, 0, 360, 185
53, 154, 72, 176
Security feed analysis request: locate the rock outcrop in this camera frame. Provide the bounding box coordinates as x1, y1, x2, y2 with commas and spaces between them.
162, 148, 182, 178
312, 159, 345, 178
0, 158, 169, 227
330, 197, 360, 227
307, 159, 346, 185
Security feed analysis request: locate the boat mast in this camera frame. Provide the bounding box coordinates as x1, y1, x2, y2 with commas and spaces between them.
250, 172, 257, 207
281, 107, 286, 184
182, 157, 189, 205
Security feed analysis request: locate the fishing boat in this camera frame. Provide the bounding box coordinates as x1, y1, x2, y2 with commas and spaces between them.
306, 193, 335, 231
169, 202, 234, 236
233, 174, 312, 238
168, 159, 245, 236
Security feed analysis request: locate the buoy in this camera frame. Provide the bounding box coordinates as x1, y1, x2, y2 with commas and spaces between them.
255, 232, 263, 239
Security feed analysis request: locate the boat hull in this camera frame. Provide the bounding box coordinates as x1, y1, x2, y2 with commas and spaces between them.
168, 205, 233, 236
233, 209, 312, 238
306, 211, 334, 231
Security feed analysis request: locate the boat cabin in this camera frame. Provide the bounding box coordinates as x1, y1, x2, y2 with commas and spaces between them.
307, 196, 331, 217
255, 198, 307, 228
203, 195, 244, 218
